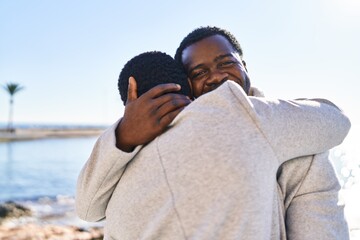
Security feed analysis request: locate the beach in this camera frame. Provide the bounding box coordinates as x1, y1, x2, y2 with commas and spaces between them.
0, 196, 104, 239
0, 128, 105, 239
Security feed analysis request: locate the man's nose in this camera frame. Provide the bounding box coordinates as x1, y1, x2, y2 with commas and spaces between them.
206, 70, 229, 87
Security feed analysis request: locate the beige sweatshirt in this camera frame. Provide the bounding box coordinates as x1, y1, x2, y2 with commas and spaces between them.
76, 81, 350, 239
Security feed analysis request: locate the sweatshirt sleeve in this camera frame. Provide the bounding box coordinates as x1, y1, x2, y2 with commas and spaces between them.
284, 152, 350, 240
228, 82, 351, 165
75, 120, 142, 222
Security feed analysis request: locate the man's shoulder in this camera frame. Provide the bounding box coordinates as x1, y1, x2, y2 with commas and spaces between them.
167, 81, 256, 127
191, 81, 250, 108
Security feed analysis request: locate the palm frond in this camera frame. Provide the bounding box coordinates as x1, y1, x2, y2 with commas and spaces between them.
2, 82, 24, 96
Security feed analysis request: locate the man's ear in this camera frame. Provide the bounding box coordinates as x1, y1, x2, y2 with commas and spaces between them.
187, 77, 194, 99
242, 60, 248, 72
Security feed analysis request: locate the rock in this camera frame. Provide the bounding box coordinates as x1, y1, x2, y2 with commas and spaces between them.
0, 201, 32, 221
0, 201, 104, 239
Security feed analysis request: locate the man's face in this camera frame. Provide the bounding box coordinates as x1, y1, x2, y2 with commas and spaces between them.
182, 35, 251, 98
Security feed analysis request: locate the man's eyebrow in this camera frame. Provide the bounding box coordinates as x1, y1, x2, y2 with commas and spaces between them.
214, 53, 234, 62
187, 64, 205, 74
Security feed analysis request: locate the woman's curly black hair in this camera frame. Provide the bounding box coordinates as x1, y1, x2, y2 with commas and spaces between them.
174, 26, 243, 65
118, 51, 191, 105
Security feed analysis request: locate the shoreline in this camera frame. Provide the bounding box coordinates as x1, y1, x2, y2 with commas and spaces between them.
0, 127, 105, 142
0, 196, 104, 239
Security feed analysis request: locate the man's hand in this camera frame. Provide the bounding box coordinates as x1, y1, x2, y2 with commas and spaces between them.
115, 77, 192, 152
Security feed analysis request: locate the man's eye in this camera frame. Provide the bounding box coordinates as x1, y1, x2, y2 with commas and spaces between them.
192, 70, 206, 79
220, 61, 235, 67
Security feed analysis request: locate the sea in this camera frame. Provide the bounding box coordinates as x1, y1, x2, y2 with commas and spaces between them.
0, 130, 359, 238
0, 137, 97, 202
0, 135, 103, 228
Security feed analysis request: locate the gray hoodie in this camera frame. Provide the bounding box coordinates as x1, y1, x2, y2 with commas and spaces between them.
76, 81, 350, 239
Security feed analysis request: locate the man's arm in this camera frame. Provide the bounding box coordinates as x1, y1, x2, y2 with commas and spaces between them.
228, 82, 351, 164
278, 152, 350, 240
116, 77, 191, 152
76, 79, 191, 222
75, 121, 141, 221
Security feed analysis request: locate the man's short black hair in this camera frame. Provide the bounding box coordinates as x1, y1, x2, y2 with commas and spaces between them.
118, 51, 191, 105
174, 26, 243, 64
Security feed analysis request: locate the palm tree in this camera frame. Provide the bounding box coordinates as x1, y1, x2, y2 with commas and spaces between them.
2, 83, 24, 132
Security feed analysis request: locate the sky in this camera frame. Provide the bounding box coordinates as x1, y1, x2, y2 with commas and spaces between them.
0, 0, 359, 129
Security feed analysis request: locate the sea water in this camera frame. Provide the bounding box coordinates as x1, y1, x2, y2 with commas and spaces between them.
0, 137, 101, 227
0, 137, 98, 202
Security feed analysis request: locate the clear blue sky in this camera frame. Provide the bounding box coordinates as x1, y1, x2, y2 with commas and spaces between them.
1, 0, 359, 129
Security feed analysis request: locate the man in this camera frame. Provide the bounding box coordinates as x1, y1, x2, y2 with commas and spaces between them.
76, 27, 350, 239
174, 26, 350, 239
